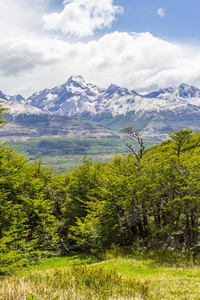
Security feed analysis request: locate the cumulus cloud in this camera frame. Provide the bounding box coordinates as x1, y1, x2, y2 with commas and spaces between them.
82, 32, 200, 93
1, 32, 200, 98
1, 0, 200, 100
0, 38, 62, 76
157, 7, 166, 18
43, 0, 124, 38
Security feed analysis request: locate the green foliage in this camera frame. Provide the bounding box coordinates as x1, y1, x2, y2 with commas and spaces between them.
60, 131, 200, 253
26, 294, 37, 300
2, 101, 200, 275
0, 105, 7, 128
169, 127, 193, 157
0, 144, 60, 274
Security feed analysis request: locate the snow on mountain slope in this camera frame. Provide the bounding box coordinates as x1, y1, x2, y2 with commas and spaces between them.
26, 76, 200, 118
94, 81, 200, 116
27, 76, 106, 116
0, 91, 8, 101
145, 83, 200, 105
0, 91, 49, 116
2, 76, 200, 119
26, 76, 143, 116
0, 91, 25, 102
2, 77, 200, 141
6, 94, 25, 102
0, 100, 51, 116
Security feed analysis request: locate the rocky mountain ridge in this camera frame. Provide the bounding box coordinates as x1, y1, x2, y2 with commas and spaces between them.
1, 76, 200, 140
2, 77, 200, 118
25, 77, 200, 117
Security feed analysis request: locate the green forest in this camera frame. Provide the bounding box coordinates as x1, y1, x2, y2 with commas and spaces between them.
1, 107, 200, 299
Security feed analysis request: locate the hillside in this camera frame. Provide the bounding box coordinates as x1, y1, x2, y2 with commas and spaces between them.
0, 112, 120, 142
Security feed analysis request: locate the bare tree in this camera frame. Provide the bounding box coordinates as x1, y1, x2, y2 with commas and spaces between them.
122, 126, 145, 163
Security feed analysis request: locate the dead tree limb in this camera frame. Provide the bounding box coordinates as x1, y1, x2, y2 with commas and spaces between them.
122, 126, 145, 163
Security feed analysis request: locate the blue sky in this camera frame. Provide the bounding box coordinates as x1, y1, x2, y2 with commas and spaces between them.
113, 0, 200, 43
0, 0, 200, 97
49, 0, 200, 43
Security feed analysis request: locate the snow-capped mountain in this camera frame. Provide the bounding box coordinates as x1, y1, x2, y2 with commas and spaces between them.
100, 82, 200, 115
25, 76, 200, 119
0, 91, 25, 102
26, 75, 106, 116
0, 79, 121, 141
2, 76, 200, 141
0, 100, 51, 116
26, 76, 141, 117
145, 83, 200, 104
0, 91, 8, 101
0, 91, 50, 116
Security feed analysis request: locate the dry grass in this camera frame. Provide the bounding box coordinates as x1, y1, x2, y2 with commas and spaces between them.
0, 266, 148, 300
1, 251, 200, 299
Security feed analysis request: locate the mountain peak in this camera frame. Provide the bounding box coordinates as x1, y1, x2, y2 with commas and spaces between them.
0, 91, 25, 102
7, 94, 25, 101
179, 83, 190, 88
144, 87, 175, 99
67, 75, 85, 84
179, 83, 192, 92
178, 83, 200, 98
0, 90, 7, 100
106, 84, 129, 96
65, 75, 89, 91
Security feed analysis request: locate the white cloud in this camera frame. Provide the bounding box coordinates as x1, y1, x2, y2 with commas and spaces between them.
0, 0, 48, 39
43, 0, 124, 38
1, 0, 200, 101
0, 38, 60, 76
1, 32, 200, 98
157, 7, 166, 18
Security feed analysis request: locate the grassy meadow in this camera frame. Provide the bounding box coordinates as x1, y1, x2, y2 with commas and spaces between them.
1, 250, 200, 299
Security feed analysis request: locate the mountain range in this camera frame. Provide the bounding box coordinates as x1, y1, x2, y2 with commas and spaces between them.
1, 75, 200, 141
